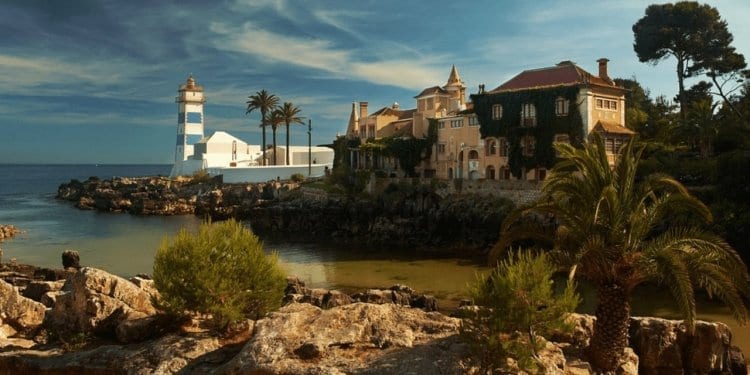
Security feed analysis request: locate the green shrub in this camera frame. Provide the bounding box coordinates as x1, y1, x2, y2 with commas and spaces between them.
461, 250, 579, 373
153, 219, 286, 329
189, 169, 213, 184
290, 173, 305, 182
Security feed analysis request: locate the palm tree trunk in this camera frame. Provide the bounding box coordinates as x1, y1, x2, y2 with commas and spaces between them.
261, 111, 267, 166
285, 122, 290, 165
588, 283, 631, 371
272, 127, 278, 165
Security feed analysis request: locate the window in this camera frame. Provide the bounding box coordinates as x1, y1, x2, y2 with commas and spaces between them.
554, 134, 570, 144
438, 143, 446, 154
426, 97, 434, 110
438, 121, 446, 129
555, 97, 569, 116
468, 115, 480, 126
521, 103, 536, 127
468, 150, 479, 160
537, 168, 547, 181
498, 137, 508, 157
486, 139, 497, 156
521, 136, 536, 156
492, 104, 503, 120
605, 138, 616, 153
595, 97, 618, 111
450, 119, 463, 128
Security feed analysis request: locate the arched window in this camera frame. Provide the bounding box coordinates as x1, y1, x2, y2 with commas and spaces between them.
486, 139, 497, 156
498, 137, 508, 157
468, 150, 479, 160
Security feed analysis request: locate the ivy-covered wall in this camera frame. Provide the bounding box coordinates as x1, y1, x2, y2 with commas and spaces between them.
471, 86, 584, 176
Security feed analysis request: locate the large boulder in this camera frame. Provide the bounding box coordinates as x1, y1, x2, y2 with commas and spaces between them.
629, 316, 739, 375
0, 333, 224, 375
214, 302, 467, 374
46, 267, 157, 338
0, 280, 46, 332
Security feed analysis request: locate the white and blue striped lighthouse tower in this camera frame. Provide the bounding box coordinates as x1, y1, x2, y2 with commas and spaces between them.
169, 75, 207, 178
174, 75, 205, 163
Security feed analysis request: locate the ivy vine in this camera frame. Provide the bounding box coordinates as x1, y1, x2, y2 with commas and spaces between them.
471, 86, 585, 176
356, 119, 439, 177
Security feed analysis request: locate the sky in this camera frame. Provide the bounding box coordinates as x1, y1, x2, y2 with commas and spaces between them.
1, 0, 749, 164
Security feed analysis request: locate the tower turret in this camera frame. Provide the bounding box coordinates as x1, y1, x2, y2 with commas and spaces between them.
444, 65, 466, 111
174, 75, 206, 163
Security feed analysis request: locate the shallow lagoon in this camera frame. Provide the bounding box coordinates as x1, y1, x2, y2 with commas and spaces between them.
1, 163, 747, 355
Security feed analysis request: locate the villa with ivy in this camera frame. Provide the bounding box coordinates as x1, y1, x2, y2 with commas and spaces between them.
339, 59, 633, 181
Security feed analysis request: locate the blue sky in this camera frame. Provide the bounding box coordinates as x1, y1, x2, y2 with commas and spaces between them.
1, 0, 749, 164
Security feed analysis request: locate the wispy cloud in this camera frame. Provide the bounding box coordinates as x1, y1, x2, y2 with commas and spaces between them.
208, 21, 446, 90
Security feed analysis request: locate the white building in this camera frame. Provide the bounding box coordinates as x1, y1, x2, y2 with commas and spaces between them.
169, 76, 334, 182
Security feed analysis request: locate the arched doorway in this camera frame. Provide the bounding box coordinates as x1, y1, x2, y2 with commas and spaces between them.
486, 165, 496, 180
447, 167, 453, 179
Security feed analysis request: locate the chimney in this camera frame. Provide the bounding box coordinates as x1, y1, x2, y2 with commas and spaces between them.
597, 58, 610, 80
360, 101, 368, 119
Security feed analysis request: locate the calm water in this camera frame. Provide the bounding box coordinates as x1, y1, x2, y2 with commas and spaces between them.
0, 164, 747, 353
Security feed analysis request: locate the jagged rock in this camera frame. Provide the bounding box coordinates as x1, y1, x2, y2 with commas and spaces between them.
214, 302, 465, 375
284, 276, 306, 295
0, 280, 46, 332
129, 276, 160, 301
0, 333, 223, 375
321, 290, 353, 309
728, 345, 748, 375
410, 294, 438, 312
61, 250, 81, 270
299, 288, 328, 306
46, 267, 157, 338
629, 316, 735, 374
21, 280, 65, 302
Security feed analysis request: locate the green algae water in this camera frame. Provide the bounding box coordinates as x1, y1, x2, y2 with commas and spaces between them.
1, 164, 748, 354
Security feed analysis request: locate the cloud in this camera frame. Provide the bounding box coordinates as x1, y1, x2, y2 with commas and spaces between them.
208, 21, 446, 90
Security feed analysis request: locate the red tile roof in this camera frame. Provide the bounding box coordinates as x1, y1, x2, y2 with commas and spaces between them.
490, 61, 617, 93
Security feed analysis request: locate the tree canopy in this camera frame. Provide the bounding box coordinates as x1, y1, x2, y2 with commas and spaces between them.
633, 1, 747, 118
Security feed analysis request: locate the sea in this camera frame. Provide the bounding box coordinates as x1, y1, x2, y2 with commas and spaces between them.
1, 164, 748, 353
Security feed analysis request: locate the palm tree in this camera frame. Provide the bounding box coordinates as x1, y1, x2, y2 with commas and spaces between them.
491, 134, 750, 371
267, 109, 284, 165
277, 102, 305, 165
246, 90, 279, 166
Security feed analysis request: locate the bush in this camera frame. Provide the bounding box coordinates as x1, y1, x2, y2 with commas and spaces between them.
153, 219, 286, 329
290, 173, 305, 183
461, 250, 579, 373
189, 169, 213, 184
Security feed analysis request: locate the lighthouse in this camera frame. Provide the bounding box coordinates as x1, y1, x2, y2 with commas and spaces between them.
174, 75, 205, 163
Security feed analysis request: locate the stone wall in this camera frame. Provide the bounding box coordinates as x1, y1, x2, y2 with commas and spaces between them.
368, 177, 541, 206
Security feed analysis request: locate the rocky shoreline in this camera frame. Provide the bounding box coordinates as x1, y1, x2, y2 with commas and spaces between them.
0, 256, 747, 374
56, 176, 514, 251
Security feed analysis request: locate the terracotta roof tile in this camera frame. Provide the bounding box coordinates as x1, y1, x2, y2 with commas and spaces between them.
489, 61, 617, 93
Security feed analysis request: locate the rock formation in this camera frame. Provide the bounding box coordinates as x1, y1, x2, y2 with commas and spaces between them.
0, 225, 20, 242
0, 262, 745, 374
46, 267, 157, 339
56, 177, 515, 251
